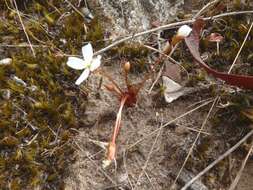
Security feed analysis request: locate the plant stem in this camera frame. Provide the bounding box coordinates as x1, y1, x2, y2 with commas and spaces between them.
111, 95, 129, 144
104, 95, 129, 165
98, 69, 123, 95
124, 68, 130, 89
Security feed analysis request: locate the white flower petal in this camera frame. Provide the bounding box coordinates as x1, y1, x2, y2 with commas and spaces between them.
177, 25, 192, 38
90, 55, 101, 71
82, 43, 93, 63
75, 69, 90, 85
67, 57, 86, 70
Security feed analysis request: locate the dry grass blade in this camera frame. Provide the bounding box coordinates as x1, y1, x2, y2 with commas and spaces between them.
181, 129, 253, 190
12, 0, 36, 57
94, 11, 253, 56
193, 0, 221, 19
228, 21, 253, 74
228, 140, 253, 190
73, 141, 117, 186
65, 0, 85, 18
134, 122, 163, 189
176, 18, 253, 189
123, 150, 134, 190
170, 96, 219, 189
127, 99, 214, 150
145, 44, 189, 95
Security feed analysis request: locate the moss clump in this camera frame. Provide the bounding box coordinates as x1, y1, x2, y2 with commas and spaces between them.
108, 43, 150, 73
0, 47, 81, 189
62, 12, 86, 41
0, 1, 99, 189
86, 18, 105, 47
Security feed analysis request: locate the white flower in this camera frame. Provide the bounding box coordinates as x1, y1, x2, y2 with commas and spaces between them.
67, 43, 101, 85
177, 25, 192, 38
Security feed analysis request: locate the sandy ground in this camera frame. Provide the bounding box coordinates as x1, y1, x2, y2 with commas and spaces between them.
64, 62, 253, 190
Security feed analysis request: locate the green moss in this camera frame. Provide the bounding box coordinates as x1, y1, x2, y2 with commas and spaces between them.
86, 18, 104, 47
111, 43, 149, 58
0, 25, 81, 189
108, 43, 150, 72
63, 13, 85, 40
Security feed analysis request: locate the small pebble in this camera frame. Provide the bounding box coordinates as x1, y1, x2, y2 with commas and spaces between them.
0, 58, 12, 65
0, 89, 11, 100
11, 75, 27, 87
81, 7, 94, 22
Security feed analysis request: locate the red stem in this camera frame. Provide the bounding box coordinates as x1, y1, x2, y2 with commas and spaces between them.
111, 95, 129, 144
98, 69, 124, 95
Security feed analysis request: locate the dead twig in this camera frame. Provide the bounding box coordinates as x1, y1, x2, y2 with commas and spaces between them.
94, 10, 253, 56
181, 129, 253, 190
12, 0, 36, 57
228, 21, 253, 74
173, 19, 253, 188
134, 121, 163, 189
170, 96, 219, 189
127, 99, 214, 150
228, 139, 253, 190
193, 0, 221, 19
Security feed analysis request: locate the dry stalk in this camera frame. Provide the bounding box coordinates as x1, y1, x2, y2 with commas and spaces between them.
176, 18, 253, 189
228, 139, 253, 190
181, 130, 253, 190
94, 11, 253, 56
12, 0, 36, 57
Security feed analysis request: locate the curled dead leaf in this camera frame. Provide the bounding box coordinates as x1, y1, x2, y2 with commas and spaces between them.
184, 19, 253, 89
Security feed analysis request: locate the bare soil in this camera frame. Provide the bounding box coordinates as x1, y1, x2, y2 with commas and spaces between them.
1, 1, 252, 190
64, 1, 253, 190
64, 63, 253, 190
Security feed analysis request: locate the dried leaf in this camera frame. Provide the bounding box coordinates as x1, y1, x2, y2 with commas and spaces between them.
162, 76, 184, 103
164, 62, 182, 82
185, 19, 253, 89
242, 109, 253, 121
0, 136, 19, 147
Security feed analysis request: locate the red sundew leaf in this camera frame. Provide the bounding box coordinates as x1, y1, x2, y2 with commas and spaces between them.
184, 19, 253, 89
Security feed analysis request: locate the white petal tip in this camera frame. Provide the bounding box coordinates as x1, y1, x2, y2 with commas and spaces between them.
75, 69, 90, 85
82, 43, 93, 61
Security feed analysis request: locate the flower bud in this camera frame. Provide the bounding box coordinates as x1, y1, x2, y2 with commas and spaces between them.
124, 62, 130, 73
177, 25, 192, 38
171, 25, 192, 46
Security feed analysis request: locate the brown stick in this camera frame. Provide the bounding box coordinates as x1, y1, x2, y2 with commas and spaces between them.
181, 129, 253, 190
94, 11, 253, 56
